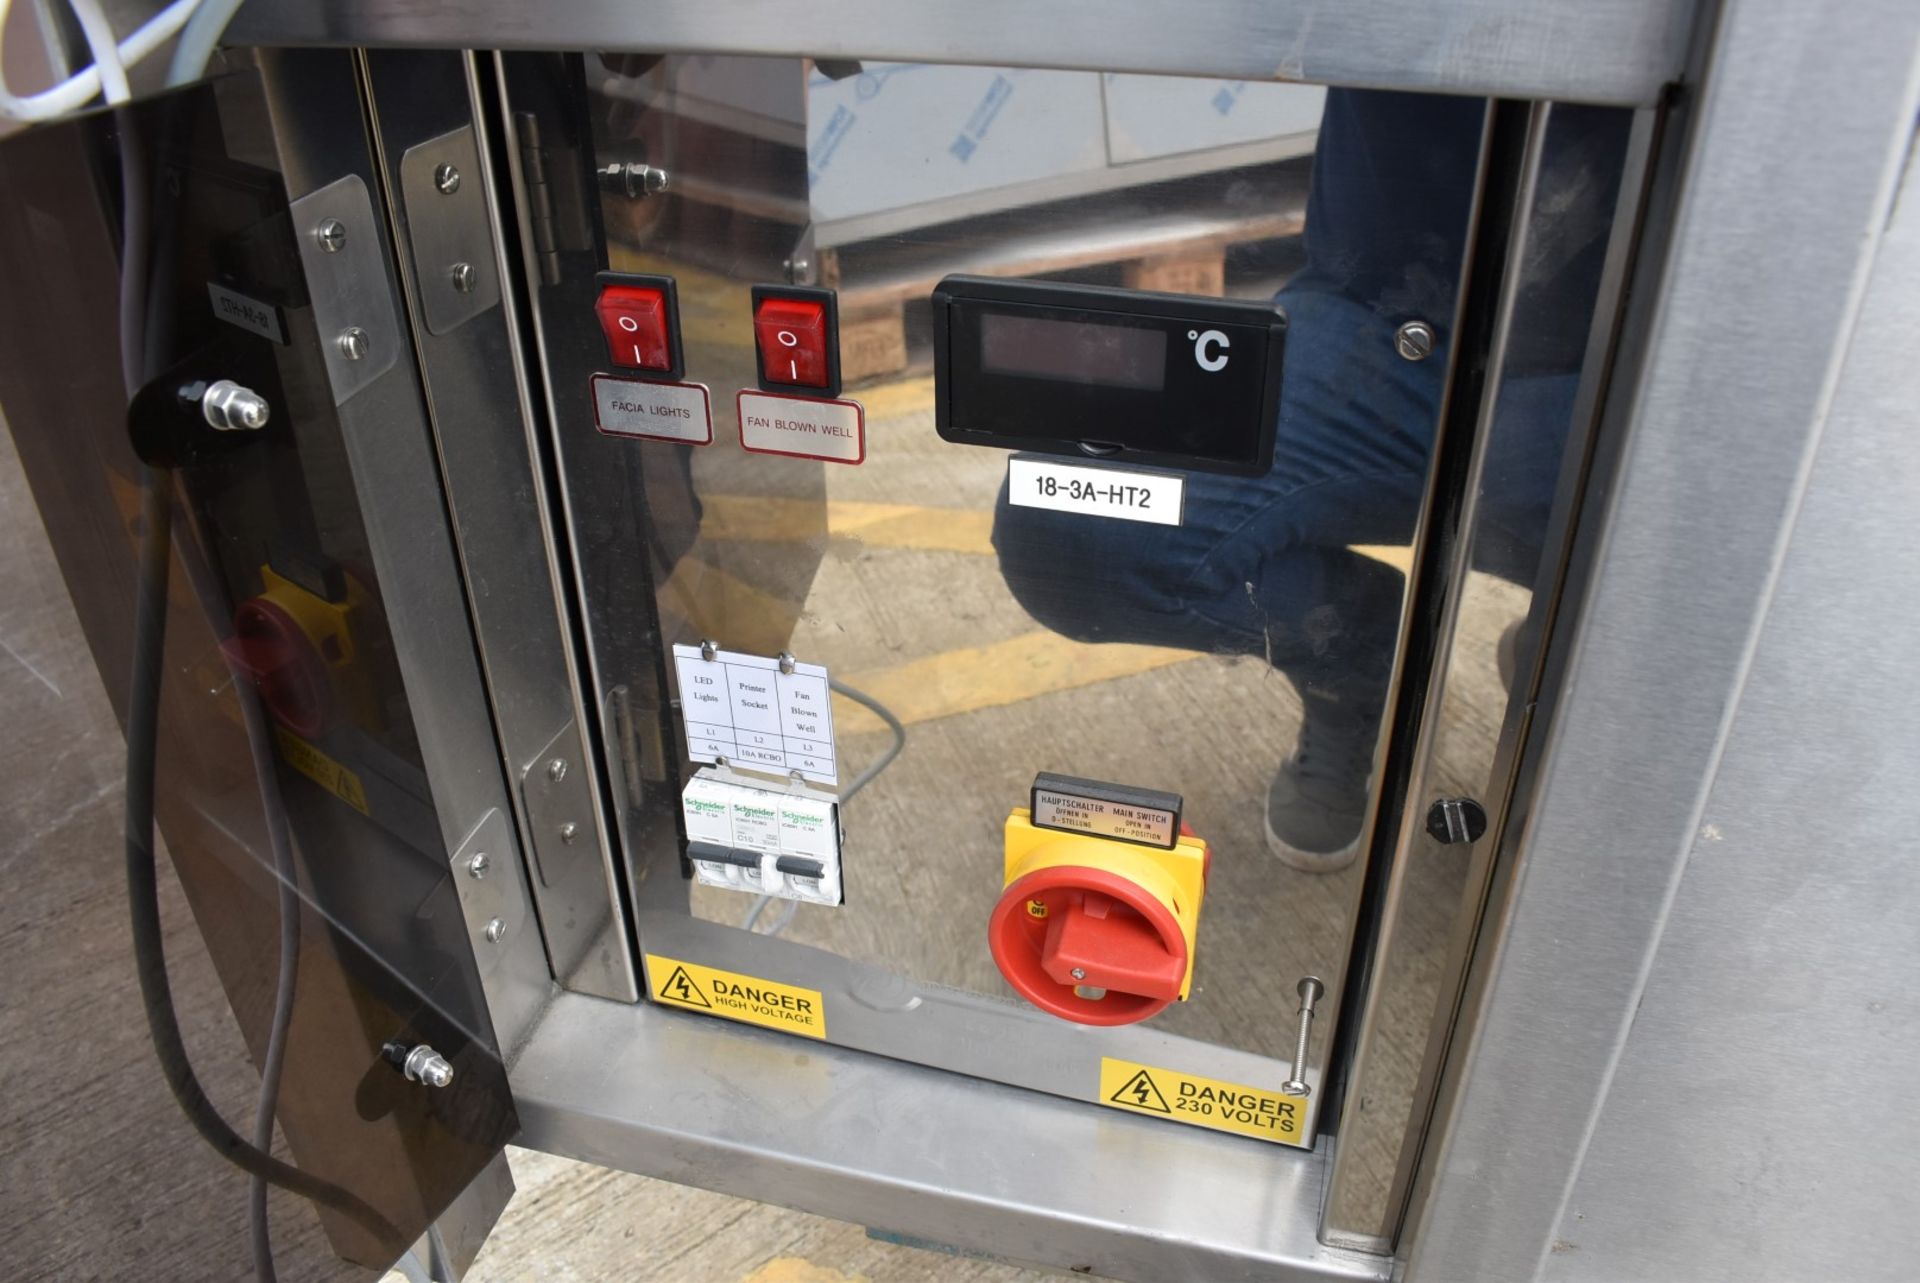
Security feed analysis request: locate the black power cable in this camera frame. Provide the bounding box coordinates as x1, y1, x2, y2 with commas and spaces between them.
123, 465, 399, 1249
113, 106, 398, 1262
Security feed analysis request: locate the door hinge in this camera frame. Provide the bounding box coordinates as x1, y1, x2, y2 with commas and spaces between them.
513, 110, 594, 287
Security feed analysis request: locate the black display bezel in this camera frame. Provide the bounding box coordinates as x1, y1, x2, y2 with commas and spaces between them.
751, 283, 842, 400
932, 274, 1286, 478
595, 269, 686, 383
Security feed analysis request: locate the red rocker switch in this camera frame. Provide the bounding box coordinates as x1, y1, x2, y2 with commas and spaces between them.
596, 285, 672, 373
751, 285, 841, 398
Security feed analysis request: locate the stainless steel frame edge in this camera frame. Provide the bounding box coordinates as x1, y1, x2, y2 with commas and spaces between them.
515, 989, 1392, 1283
227, 0, 1696, 108
259, 46, 553, 1049
1318, 99, 1556, 1256
1321, 101, 1664, 1252
358, 46, 640, 1003
1402, 0, 1920, 1278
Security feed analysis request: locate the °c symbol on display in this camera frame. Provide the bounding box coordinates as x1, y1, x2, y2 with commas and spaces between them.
1193, 328, 1231, 372
1110, 1068, 1172, 1114
661, 965, 713, 1009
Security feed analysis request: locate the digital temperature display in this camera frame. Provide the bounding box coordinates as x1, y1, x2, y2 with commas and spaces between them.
932, 275, 1286, 477
978, 312, 1169, 391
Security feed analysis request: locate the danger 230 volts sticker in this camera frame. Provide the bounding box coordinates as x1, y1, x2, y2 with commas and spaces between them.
1098, 1057, 1307, 1147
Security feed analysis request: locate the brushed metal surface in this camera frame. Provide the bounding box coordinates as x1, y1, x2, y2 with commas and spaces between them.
227, 0, 1694, 107
450, 810, 525, 978
398, 126, 501, 333
512, 990, 1391, 1283
289, 174, 402, 402
363, 48, 640, 1004
256, 48, 554, 1048
1323, 102, 1652, 1251
1404, 0, 1920, 1278
1530, 84, 1920, 1283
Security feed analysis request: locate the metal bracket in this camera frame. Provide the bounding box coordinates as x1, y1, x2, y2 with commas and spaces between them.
399, 127, 501, 335
449, 808, 525, 976
289, 174, 401, 403
519, 721, 599, 893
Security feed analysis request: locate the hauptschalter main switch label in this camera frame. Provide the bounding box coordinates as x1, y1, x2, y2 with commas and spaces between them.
1030, 772, 1182, 849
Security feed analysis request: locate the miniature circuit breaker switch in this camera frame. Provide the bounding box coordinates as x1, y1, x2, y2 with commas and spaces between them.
681, 767, 844, 907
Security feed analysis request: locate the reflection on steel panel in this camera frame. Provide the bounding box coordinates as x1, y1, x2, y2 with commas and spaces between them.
512, 54, 1580, 1161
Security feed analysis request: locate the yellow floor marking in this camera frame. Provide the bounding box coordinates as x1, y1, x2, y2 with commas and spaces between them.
698, 494, 1402, 568
657, 556, 804, 659
853, 505, 994, 555
742, 1259, 869, 1283
835, 629, 1197, 734
852, 373, 937, 420
1353, 544, 1412, 573
607, 249, 755, 350
700, 494, 995, 557
660, 542, 1408, 734
700, 495, 887, 543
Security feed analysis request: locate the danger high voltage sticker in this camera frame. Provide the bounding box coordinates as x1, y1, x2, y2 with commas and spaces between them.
644, 954, 826, 1040
1098, 1057, 1307, 1147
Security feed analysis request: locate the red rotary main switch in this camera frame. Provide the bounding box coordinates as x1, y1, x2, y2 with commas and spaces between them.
990, 793, 1209, 1028
989, 864, 1189, 1026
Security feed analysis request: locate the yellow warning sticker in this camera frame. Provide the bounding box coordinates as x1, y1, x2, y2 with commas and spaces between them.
274, 726, 371, 816
1098, 1057, 1307, 1146
644, 954, 826, 1039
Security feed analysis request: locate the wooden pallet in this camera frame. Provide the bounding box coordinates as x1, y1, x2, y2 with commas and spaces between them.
821, 178, 1307, 385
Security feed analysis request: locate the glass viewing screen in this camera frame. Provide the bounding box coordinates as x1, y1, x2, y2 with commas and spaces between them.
978, 311, 1168, 391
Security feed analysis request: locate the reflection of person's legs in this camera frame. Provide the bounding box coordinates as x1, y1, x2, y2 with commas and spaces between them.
994, 87, 1486, 870
993, 289, 1443, 864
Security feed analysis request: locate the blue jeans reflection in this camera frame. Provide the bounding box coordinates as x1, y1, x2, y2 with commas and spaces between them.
989, 90, 1614, 868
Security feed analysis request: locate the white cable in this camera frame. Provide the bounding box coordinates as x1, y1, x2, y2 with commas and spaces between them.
0, 0, 200, 120
165, 0, 244, 86
65, 0, 132, 104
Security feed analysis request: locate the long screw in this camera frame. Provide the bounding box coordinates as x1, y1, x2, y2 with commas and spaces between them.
1282, 977, 1325, 1096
